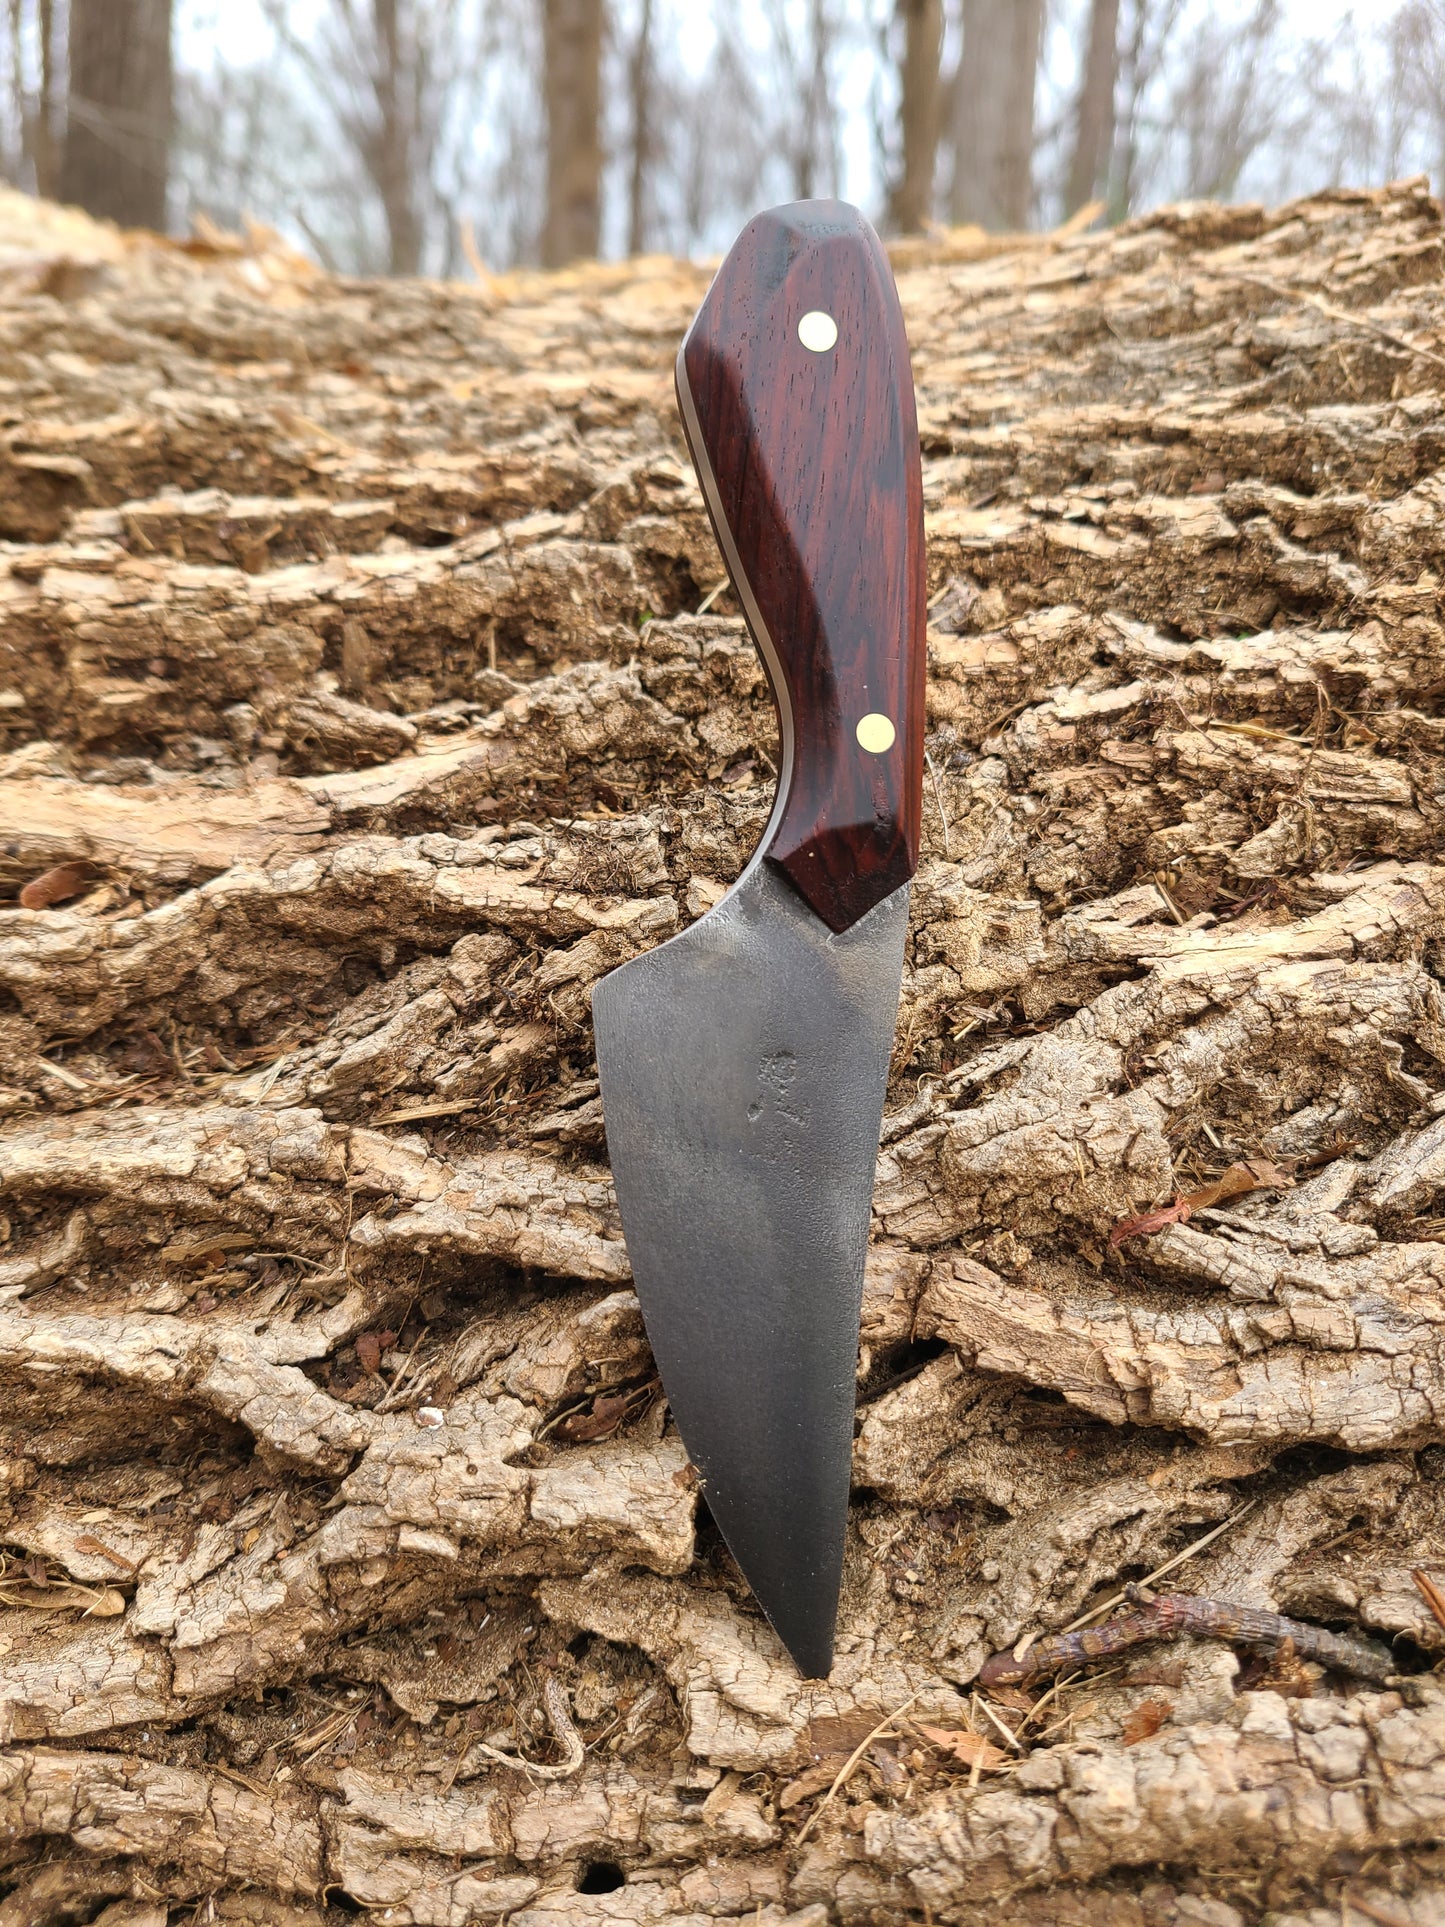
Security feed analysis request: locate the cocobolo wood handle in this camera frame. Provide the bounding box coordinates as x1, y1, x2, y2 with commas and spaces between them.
677, 199, 926, 933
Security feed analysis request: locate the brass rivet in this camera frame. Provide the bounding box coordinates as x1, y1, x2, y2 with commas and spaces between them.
856, 713, 896, 754
798, 310, 838, 353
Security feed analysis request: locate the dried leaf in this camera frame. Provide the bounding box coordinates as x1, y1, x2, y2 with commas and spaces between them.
557, 1379, 657, 1442
19, 861, 93, 909
558, 1390, 632, 1441
982, 1683, 1035, 1714
1111, 1159, 1294, 1247
355, 1331, 383, 1375
1254, 1643, 1317, 1699
1121, 1698, 1172, 1745
914, 1724, 1007, 1771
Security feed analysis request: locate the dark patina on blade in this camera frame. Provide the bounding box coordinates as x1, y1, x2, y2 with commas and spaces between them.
593, 864, 907, 1678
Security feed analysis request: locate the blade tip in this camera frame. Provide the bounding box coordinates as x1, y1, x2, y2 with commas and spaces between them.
782, 1630, 836, 1681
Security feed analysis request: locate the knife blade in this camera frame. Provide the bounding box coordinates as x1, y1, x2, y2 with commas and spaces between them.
592, 199, 925, 1678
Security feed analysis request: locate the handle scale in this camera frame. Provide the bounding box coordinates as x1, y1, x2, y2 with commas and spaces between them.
677, 200, 925, 934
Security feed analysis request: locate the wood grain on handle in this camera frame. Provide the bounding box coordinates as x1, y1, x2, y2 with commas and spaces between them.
677, 199, 925, 934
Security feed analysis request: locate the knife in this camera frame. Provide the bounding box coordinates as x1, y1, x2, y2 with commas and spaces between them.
592, 199, 925, 1678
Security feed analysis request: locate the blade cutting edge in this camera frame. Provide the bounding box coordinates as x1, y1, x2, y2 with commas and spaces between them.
593, 860, 908, 1676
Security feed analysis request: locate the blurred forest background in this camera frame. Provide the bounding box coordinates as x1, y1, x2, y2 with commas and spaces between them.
3, 0, 1444, 277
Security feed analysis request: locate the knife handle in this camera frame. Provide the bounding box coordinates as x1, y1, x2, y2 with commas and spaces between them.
677, 200, 925, 934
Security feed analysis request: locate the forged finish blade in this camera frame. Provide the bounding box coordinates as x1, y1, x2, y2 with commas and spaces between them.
593, 862, 908, 1677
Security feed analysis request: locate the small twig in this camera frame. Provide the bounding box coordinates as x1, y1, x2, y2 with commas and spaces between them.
1225, 271, 1445, 377
209, 1760, 272, 1799
794, 1690, 923, 1844
695, 577, 729, 615
1152, 874, 1185, 925
1018, 1668, 1083, 1734
374, 1326, 429, 1412
924, 748, 952, 859
1060, 1502, 1258, 1635
468, 1675, 584, 1780
72, 1534, 138, 1574
606, 1683, 663, 1756
1412, 1568, 1445, 1634
283, 1697, 367, 1761
973, 1692, 1020, 1751
981, 1585, 1394, 1688
1341, 1889, 1421, 1927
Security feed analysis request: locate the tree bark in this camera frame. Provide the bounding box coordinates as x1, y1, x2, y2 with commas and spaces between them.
540, 0, 603, 267
59, 0, 172, 229
887, 0, 944, 234
948, 0, 1043, 229
4, 179, 1445, 1924
1064, 0, 1120, 216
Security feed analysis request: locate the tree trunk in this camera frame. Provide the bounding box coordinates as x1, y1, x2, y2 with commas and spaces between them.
540, 0, 603, 267
887, 0, 944, 234
799, 0, 833, 200
59, 0, 171, 229
368, 0, 424, 277
1064, 0, 1120, 216
625, 0, 654, 257
4, 179, 1445, 1925
33, 0, 60, 198
948, 0, 1043, 229
14, 0, 64, 200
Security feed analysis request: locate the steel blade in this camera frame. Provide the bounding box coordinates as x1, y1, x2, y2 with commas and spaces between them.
593, 861, 908, 1676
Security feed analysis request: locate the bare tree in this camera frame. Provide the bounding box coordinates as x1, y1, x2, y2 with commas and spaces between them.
5, 0, 63, 198
1161, 0, 1284, 202
355, 0, 425, 274
763, 0, 844, 202
886, 0, 944, 233
948, 0, 1043, 230
1394, 0, 1445, 194
255, 1, 445, 276
60, 0, 173, 228
541, 0, 603, 266
1108, 0, 1184, 220
624, 0, 654, 255
1064, 0, 1119, 216
1289, 1, 1445, 199
663, 11, 770, 254
240, 0, 506, 278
